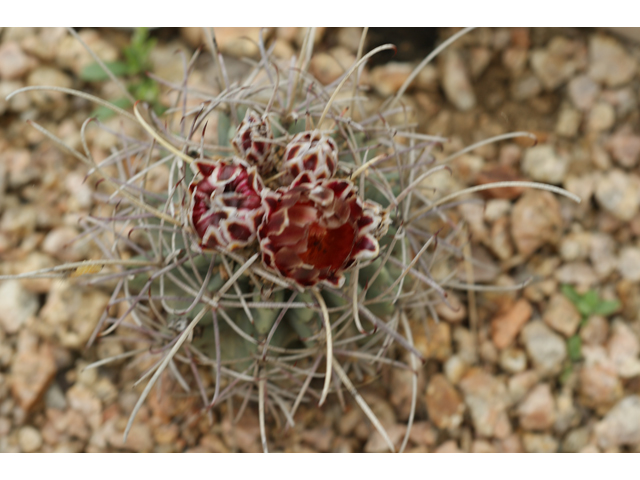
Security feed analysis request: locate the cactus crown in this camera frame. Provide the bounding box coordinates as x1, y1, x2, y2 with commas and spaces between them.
2, 27, 580, 452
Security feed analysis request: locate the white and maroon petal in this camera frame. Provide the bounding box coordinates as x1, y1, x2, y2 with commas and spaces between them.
231, 109, 276, 174
283, 130, 338, 183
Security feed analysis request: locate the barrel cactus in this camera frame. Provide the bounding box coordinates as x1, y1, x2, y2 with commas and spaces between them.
3, 27, 580, 452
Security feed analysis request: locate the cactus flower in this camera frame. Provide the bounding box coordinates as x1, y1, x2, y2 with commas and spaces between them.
189, 157, 265, 250
283, 130, 338, 183
258, 174, 389, 288
231, 109, 276, 175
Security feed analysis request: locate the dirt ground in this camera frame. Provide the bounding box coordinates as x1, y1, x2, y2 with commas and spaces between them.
1, 27, 640, 452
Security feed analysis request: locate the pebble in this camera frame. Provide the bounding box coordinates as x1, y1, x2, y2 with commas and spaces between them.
595, 170, 640, 221
18, 425, 43, 452
554, 262, 598, 288
502, 47, 527, 74
407, 421, 438, 447
425, 374, 465, 430
434, 439, 461, 453
559, 231, 591, 262
434, 292, 467, 323
595, 395, 640, 448
26, 66, 73, 111
0, 280, 39, 334
521, 321, 567, 377
601, 87, 637, 118
579, 346, 623, 410
363, 424, 406, 453
511, 191, 563, 257
530, 39, 579, 90
484, 199, 512, 221
555, 107, 581, 138
440, 49, 476, 111
586, 102, 615, 132
66, 384, 103, 431
606, 127, 640, 168
562, 426, 591, 453
489, 217, 514, 261
510, 74, 542, 101
0, 42, 36, 80
369, 62, 412, 97
38, 281, 110, 349
459, 368, 511, 438
522, 433, 559, 453
424, 320, 452, 361
453, 327, 478, 365
521, 144, 568, 184
588, 34, 637, 87
55, 29, 119, 76
554, 389, 579, 434
618, 247, 640, 282
567, 75, 600, 111
580, 315, 609, 346
517, 383, 556, 431
41, 226, 91, 263
543, 293, 581, 338
471, 439, 497, 453
589, 233, 618, 278
491, 298, 533, 349
443, 355, 469, 385
606, 320, 640, 378
499, 347, 528, 374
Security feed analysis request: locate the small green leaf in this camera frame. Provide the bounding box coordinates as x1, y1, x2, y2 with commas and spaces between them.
593, 299, 621, 317
561, 284, 581, 305
80, 61, 129, 82
90, 97, 132, 121
567, 335, 582, 362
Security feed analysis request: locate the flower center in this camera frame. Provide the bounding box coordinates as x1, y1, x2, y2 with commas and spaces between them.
298, 221, 355, 270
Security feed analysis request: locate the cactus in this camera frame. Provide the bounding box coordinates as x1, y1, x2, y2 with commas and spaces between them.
2, 27, 581, 452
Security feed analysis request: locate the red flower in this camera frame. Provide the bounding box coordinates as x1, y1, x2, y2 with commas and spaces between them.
283, 130, 338, 183
258, 176, 389, 288
231, 109, 276, 175
189, 158, 265, 250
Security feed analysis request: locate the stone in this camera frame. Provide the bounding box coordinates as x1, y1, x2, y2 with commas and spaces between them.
581, 315, 609, 346
521, 321, 567, 377
434, 440, 461, 453
586, 102, 615, 132
424, 320, 451, 361
471, 439, 497, 453
543, 293, 581, 338
443, 355, 469, 385
499, 347, 528, 374
517, 384, 556, 431
489, 216, 514, 261
440, 49, 476, 111
555, 107, 581, 138
26, 66, 72, 110
618, 247, 640, 282
18, 426, 43, 453
41, 226, 91, 263
595, 170, 640, 221
9, 334, 57, 412
589, 233, 618, 279
66, 384, 103, 431
369, 62, 412, 97
0, 280, 39, 334
607, 127, 640, 168
407, 421, 438, 447
579, 346, 623, 410
530, 38, 580, 90
521, 145, 568, 184
554, 262, 598, 289
459, 368, 511, 438
588, 34, 637, 87
0, 42, 35, 80
511, 191, 563, 257
425, 374, 465, 430
511, 74, 541, 101
55, 29, 119, 76
491, 298, 533, 349
502, 47, 527, 74
484, 199, 511, 222
364, 424, 406, 453
562, 427, 591, 453
522, 433, 559, 453
559, 231, 591, 262
554, 390, 579, 434
607, 320, 640, 378
434, 292, 466, 323
568, 75, 600, 111
595, 395, 640, 448
601, 87, 637, 118
38, 281, 110, 349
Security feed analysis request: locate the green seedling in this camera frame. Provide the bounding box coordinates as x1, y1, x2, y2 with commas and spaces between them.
81, 27, 163, 120
561, 284, 620, 363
